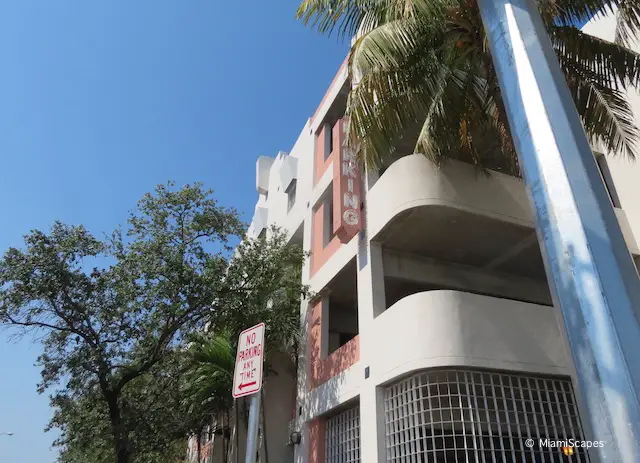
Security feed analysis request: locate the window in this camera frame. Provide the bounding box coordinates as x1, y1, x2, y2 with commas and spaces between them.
324, 122, 334, 160
286, 179, 297, 213
326, 406, 360, 462
384, 369, 589, 463
595, 153, 621, 208
323, 194, 336, 248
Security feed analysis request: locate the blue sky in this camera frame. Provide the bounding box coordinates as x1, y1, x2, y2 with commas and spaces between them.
0, 1, 346, 461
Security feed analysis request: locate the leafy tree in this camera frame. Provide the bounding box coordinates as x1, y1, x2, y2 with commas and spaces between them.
219, 227, 310, 367
52, 355, 190, 463
180, 228, 311, 463
0, 183, 243, 463
297, 0, 640, 174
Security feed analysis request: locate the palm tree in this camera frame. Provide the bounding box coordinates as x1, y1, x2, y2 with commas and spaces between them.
182, 332, 235, 463
297, 0, 640, 175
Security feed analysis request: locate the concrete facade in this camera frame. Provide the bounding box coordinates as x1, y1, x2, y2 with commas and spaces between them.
222, 12, 640, 463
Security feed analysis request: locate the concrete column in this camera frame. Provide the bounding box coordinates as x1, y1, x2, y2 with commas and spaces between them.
355, 173, 388, 461
320, 297, 330, 359
294, 207, 314, 463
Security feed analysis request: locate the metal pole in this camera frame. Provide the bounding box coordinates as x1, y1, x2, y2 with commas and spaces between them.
476, 0, 640, 460
244, 393, 261, 463
234, 400, 239, 463
260, 389, 269, 463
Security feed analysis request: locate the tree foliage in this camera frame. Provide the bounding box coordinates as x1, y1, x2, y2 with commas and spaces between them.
181, 331, 235, 436
0, 182, 243, 463
0, 184, 310, 463
219, 226, 310, 366
297, 0, 640, 175
179, 227, 311, 462
52, 355, 190, 463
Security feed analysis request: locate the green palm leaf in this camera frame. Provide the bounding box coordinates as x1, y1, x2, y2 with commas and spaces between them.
299, 0, 640, 174
181, 332, 235, 428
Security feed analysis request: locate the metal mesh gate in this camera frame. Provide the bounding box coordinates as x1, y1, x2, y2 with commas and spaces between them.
384, 369, 588, 463
325, 405, 361, 463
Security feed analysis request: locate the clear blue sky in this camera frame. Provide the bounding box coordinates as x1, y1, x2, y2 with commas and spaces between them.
0, 1, 346, 461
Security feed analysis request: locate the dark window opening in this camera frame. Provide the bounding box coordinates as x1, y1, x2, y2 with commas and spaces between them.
595, 153, 621, 208
322, 189, 336, 248
286, 179, 297, 213
383, 274, 552, 310
324, 123, 333, 160
319, 82, 349, 162
325, 259, 359, 356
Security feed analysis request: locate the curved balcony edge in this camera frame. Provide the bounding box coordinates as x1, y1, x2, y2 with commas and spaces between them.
370, 290, 572, 386
367, 155, 535, 241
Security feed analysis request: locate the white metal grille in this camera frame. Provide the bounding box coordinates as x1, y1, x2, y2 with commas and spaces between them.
384, 369, 588, 463
325, 405, 361, 462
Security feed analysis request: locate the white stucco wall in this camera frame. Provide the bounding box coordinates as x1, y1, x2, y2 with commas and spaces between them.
246, 121, 316, 242
309, 63, 349, 135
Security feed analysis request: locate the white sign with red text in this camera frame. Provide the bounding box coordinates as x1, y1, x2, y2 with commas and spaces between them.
232, 323, 265, 398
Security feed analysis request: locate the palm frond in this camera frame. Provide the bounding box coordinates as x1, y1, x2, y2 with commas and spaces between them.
300, 0, 640, 173
578, 81, 638, 157
296, 0, 452, 38
615, 0, 640, 46
551, 25, 640, 88
553, 0, 618, 28
296, 0, 391, 38
413, 66, 454, 162
554, 31, 640, 157
347, 56, 450, 167
350, 20, 426, 74
181, 332, 236, 419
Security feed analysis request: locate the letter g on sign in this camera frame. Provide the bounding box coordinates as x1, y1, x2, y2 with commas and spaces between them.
343, 210, 359, 226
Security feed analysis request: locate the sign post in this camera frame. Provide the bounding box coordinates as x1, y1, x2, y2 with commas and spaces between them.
232, 323, 265, 463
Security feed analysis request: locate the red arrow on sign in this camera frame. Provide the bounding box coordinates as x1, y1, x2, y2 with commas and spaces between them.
238, 381, 257, 390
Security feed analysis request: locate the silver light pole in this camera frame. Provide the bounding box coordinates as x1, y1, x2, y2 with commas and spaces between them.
476, 0, 640, 460
244, 393, 261, 463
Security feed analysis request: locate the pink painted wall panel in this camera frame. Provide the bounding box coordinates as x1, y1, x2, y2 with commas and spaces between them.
307, 299, 360, 390
310, 201, 342, 277
308, 417, 326, 463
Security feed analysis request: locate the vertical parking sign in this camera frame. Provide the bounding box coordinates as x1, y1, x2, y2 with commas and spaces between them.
232, 323, 265, 398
